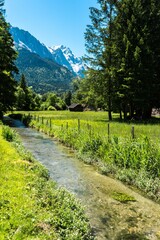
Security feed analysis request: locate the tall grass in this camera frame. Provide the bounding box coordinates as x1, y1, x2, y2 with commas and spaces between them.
11, 111, 160, 201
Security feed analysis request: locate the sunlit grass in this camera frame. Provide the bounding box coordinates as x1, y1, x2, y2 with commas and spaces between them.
13, 110, 160, 202
14, 110, 160, 141
0, 125, 93, 239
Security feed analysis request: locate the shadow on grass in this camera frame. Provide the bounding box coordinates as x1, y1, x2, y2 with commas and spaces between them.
95, 116, 160, 125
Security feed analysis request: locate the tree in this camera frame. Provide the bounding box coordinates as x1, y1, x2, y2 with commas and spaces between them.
0, 1, 18, 118
64, 91, 72, 106
16, 74, 41, 110
16, 74, 30, 110
85, 0, 117, 120
115, 0, 160, 119
85, 0, 160, 120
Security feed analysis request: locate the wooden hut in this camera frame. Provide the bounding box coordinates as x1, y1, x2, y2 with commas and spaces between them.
68, 103, 84, 112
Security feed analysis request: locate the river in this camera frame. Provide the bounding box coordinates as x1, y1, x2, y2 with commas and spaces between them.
10, 119, 160, 240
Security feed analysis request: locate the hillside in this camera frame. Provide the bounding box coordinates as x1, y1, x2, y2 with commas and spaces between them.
10, 27, 86, 93
15, 49, 74, 94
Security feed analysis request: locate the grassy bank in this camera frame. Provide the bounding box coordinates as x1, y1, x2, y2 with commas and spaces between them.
0, 123, 93, 239
12, 110, 160, 202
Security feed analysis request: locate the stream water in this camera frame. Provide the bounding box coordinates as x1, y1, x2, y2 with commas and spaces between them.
10, 119, 160, 240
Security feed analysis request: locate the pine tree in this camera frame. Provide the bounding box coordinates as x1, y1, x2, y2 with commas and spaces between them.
0, 1, 18, 118
85, 0, 117, 120
115, 0, 160, 119
17, 74, 31, 110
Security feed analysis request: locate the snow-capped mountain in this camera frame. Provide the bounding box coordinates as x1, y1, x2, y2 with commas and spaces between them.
10, 27, 53, 60
10, 27, 86, 77
48, 45, 86, 77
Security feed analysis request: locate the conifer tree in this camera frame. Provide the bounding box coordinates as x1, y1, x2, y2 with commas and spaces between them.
0, 1, 18, 118
17, 74, 31, 110
85, 0, 117, 120
115, 0, 160, 119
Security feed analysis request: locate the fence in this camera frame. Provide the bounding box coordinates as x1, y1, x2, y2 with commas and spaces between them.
28, 114, 139, 142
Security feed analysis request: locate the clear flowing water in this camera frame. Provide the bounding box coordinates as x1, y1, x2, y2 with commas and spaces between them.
10, 119, 160, 240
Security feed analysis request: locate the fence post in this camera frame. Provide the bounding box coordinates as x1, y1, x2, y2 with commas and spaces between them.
78, 119, 80, 132
108, 123, 110, 141
42, 117, 44, 124
66, 122, 68, 131
131, 126, 135, 139
49, 118, 52, 128
89, 124, 92, 139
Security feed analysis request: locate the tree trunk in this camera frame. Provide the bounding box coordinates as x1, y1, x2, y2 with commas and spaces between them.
142, 107, 152, 119
0, 111, 3, 120
129, 102, 134, 119
119, 109, 122, 120
123, 105, 127, 120
108, 95, 112, 120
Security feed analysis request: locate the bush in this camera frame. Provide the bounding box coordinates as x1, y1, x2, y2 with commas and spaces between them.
47, 105, 56, 111
2, 125, 16, 142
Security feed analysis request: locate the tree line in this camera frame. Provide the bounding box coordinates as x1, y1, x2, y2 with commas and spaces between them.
1, 0, 160, 120
83, 0, 160, 120
13, 74, 72, 111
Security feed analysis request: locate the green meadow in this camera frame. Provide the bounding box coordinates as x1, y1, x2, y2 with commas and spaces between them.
0, 123, 93, 239
14, 110, 160, 202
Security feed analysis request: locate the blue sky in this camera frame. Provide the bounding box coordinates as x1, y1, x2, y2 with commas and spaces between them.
5, 0, 98, 57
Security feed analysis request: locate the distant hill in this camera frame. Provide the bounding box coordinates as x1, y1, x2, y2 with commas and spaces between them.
15, 48, 74, 94
10, 27, 86, 93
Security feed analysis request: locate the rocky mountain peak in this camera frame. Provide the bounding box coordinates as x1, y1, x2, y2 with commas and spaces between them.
10, 27, 86, 77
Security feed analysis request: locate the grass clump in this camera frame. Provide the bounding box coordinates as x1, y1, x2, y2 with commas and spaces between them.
2, 125, 16, 142
112, 192, 136, 203
0, 125, 93, 239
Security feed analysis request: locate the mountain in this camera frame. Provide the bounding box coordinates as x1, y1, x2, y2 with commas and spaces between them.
10, 27, 86, 77
48, 45, 86, 77
10, 27, 53, 60
15, 48, 74, 94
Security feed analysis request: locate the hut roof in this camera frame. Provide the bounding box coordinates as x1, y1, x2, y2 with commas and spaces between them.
68, 103, 81, 109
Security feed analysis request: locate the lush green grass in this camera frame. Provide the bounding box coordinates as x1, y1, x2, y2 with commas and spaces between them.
10, 111, 160, 202
0, 124, 93, 239
14, 110, 160, 140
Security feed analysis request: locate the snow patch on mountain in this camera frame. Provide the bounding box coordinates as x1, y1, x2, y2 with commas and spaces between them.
49, 45, 86, 77
10, 27, 86, 77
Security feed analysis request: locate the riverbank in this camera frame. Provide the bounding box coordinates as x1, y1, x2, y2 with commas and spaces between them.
21, 111, 160, 203
0, 124, 93, 239
5, 115, 160, 239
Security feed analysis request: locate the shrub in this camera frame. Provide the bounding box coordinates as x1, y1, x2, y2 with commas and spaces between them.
2, 125, 16, 142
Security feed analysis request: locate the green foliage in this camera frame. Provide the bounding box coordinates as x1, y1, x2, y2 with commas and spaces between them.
15, 49, 74, 94
15, 74, 41, 111
2, 125, 15, 142
104, 136, 160, 176
21, 110, 160, 202
112, 192, 136, 203
0, 125, 93, 239
40, 92, 66, 111
85, 1, 117, 119
0, 10, 18, 116
84, 0, 160, 120
64, 90, 72, 106
71, 77, 101, 110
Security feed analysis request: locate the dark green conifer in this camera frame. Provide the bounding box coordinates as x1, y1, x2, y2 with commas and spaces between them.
0, 1, 18, 118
